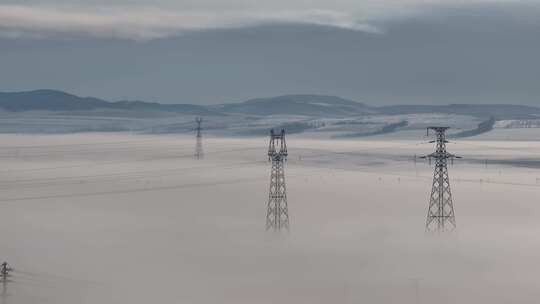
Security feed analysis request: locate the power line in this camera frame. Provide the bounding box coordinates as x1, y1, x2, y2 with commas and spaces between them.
0, 160, 265, 191
0, 146, 262, 173
0, 167, 323, 204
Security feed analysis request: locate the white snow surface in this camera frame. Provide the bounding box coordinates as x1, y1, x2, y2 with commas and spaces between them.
0, 133, 540, 303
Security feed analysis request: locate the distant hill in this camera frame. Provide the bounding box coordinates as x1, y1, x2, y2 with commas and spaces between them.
0, 90, 214, 115
3, 89, 540, 137
378, 104, 540, 119
0, 90, 111, 111
216, 95, 375, 116
1, 90, 540, 120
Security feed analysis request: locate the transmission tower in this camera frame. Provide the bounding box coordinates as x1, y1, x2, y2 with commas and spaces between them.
195, 117, 204, 159
266, 129, 289, 232
0, 262, 11, 282
421, 127, 461, 232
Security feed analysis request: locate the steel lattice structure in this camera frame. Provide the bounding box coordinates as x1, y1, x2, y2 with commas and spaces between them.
422, 127, 461, 232
195, 117, 204, 159
0, 262, 11, 282
266, 129, 289, 231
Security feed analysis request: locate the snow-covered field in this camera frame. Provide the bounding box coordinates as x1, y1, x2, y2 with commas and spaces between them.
0, 111, 484, 139
1, 133, 540, 303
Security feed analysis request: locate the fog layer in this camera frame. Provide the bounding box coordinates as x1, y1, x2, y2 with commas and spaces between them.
0, 134, 539, 303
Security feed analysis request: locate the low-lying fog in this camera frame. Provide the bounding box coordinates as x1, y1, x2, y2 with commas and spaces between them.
0, 133, 539, 304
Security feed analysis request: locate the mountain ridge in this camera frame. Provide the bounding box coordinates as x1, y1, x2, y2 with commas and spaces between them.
1, 89, 539, 119
0, 89, 214, 115
218, 94, 374, 116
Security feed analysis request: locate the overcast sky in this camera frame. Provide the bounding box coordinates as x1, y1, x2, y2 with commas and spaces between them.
0, 0, 533, 40
1, 1, 540, 105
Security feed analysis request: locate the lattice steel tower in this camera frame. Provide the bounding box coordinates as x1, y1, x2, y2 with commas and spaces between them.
195, 117, 204, 159
422, 127, 461, 232
0, 262, 11, 282
266, 129, 289, 231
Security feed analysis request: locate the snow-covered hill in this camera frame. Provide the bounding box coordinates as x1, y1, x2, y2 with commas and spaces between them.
1, 90, 539, 139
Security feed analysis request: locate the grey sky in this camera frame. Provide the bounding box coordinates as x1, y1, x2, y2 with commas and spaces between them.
1, 1, 540, 105
0, 1, 534, 40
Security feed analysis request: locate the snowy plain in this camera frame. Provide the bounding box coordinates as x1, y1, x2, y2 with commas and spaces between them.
0, 132, 540, 303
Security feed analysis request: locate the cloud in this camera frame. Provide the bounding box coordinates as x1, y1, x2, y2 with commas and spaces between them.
0, 5, 382, 41
1, 1, 538, 40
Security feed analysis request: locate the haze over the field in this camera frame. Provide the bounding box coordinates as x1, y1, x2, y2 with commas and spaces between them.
2, 133, 540, 303
1, 1, 540, 105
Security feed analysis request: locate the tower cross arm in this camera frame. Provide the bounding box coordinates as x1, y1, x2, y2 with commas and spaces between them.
420, 152, 462, 160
